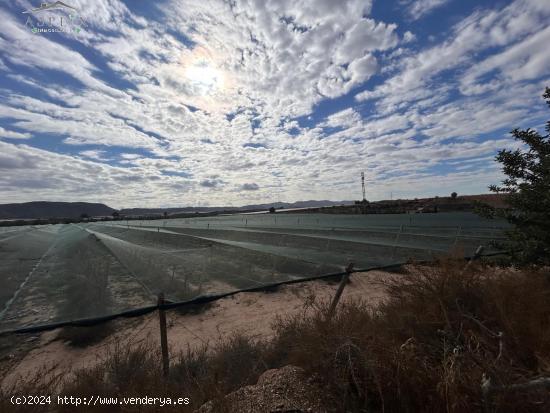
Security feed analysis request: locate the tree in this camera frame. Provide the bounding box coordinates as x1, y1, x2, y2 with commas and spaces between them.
451, 192, 458, 199
112, 211, 120, 220
484, 87, 550, 266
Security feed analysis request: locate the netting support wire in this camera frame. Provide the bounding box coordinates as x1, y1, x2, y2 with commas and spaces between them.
0, 250, 510, 338
482, 374, 550, 413
327, 262, 354, 319
158, 293, 170, 377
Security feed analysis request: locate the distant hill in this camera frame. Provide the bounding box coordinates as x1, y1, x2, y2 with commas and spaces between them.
246, 200, 355, 210
120, 200, 354, 216
0, 202, 115, 219
451, 193, 509, 208
0, 195, 506, 221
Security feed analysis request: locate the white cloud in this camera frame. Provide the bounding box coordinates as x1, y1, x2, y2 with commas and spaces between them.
357, 0, 550, 105
404, 0, 451, 20
0, 9, 123, 97
324, 108, 362, 129
79, 150, 110, 161
158, 0, 398, 116
403, 31, 416, 43
0, 141, 198, 208
0, 126, 31, 140
460, 25, 550, 95
353, 0, 550, 162
0, 0, 548, 207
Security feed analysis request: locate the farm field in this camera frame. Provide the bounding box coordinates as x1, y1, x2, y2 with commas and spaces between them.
0, 212, 509, 332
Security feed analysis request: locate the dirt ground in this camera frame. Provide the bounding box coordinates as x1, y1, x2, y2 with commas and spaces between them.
0, 270, 391, 389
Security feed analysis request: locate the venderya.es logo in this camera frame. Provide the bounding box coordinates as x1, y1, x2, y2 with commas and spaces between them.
23, 1, 88, 34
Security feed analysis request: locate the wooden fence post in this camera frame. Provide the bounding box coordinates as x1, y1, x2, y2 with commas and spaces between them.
157, 293, 169, 377
328, 263, 354, 319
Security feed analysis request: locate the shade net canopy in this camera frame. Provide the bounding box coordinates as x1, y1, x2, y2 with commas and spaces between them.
0, 212, 510, 333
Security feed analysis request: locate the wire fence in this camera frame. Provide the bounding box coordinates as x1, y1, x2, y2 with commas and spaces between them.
0, 237, 550, 411
0, 249, 509, 337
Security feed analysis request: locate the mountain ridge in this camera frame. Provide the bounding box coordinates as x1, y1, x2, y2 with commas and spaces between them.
0, 201, 115, 219
0, 200, 353, 219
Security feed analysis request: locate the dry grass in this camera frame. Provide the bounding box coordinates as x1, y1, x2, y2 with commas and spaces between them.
1, 258, 549, 412
268, 259, 550, 412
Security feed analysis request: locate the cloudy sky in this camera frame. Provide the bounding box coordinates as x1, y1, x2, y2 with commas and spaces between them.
0, 0, 549, 208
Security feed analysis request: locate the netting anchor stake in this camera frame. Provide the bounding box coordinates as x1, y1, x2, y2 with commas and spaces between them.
327, 262, 354, 319
158, 292, 170, 378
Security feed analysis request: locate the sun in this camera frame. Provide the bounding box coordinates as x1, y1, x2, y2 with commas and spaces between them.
175, 46, 234, 111
185, 59, 224, 94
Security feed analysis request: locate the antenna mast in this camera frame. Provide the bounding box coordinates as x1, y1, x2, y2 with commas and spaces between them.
361, 172, 366, 201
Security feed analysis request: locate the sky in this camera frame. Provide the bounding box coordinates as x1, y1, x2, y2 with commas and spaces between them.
0, 0, 549, 209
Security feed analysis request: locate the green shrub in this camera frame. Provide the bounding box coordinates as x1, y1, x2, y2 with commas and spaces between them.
481, 87, 550, 266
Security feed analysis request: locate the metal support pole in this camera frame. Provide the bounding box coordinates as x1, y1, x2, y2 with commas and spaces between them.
468, 245, 484, 263
157, 293, 169, 377
391, 225, 403, 260
328, 263, 354, 319
453, 226, 462, 248
462, 245, 484, 274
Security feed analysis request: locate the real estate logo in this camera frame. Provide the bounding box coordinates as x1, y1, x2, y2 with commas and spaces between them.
23, 1, 88, 35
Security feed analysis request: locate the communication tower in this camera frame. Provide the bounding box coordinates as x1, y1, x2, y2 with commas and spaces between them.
361, 172, 366, 201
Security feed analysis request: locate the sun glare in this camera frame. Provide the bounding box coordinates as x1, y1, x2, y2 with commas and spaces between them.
185, 60, 224, 94
177, 47, 233, 110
